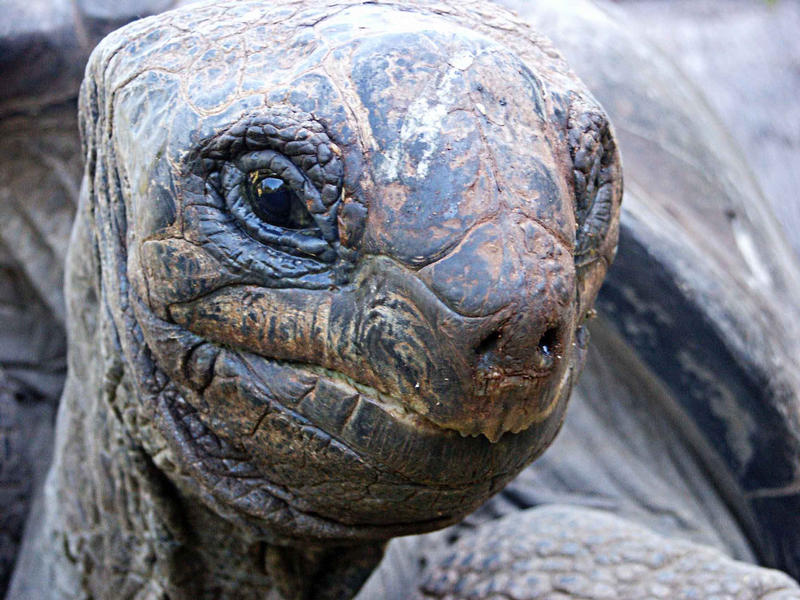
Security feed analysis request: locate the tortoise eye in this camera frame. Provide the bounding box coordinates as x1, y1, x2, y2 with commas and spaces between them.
247, 173, 316, 230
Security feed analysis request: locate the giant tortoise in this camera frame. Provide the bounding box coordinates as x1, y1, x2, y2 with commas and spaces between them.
3, 0, 800, 598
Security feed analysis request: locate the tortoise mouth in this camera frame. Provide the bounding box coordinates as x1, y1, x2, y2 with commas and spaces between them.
160, 341, 533, 538
157, 380, 467, 542
166, 280, 567, 443
136, 254, 576, 534
134, 279, 573, 542
280, 360, 454, 436
200, 342, 503, 482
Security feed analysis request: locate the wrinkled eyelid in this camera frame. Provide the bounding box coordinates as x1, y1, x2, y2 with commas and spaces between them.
238, 122, 335, 178
197, 110, 344, 204
236, 151, 310, 190
218, 150, 322, 213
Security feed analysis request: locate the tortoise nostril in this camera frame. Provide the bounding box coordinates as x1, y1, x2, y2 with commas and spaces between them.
537, 327, 560, 358
475, 331, 500, 364
475, 325, 562, 372
475, 330, 501, 360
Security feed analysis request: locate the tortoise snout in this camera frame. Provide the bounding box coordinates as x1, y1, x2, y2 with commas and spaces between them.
465, 288, 573, 443
412, 219, 577, 441
418, 217, 575, 374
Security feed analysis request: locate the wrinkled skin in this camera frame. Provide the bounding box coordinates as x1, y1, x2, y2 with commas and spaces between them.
94, 0, 620, 536
6, 0, 800, 599
10, 1, 620, 598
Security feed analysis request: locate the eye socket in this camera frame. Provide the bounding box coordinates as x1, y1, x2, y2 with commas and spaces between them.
218, 150, 338, 264
246, 172, 316, 230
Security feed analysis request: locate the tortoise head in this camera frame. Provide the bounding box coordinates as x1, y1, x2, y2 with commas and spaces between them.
78, 0, 621, 544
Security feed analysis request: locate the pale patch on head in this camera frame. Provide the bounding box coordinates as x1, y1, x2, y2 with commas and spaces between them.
379, 49, 477, 181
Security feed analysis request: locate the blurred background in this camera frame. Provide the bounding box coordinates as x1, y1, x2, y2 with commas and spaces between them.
608, 0, 800, 258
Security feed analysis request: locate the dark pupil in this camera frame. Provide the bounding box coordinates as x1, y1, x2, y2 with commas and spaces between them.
249, 176, 313, 229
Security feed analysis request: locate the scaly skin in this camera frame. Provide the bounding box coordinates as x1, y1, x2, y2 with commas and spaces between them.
9, 1, 621, 598
6, 1, 800, 599
416, 507, 800, 600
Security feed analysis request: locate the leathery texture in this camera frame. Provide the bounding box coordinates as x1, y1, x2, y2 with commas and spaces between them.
10, 1, 624, 598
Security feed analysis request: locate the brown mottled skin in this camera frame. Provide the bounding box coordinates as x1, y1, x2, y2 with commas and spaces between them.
8, 1, 619, 597
5, 1, 800, 599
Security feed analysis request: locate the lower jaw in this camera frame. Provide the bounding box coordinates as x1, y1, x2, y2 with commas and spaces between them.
155, 384, 490, 544
226, 347, 568, 485
151, 340, 570, 541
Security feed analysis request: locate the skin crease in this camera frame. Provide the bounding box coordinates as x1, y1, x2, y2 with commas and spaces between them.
8, 1, 620, 598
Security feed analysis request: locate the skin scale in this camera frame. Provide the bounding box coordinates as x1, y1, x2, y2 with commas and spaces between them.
9, 1, 621, 598
5, 0, 800, 598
